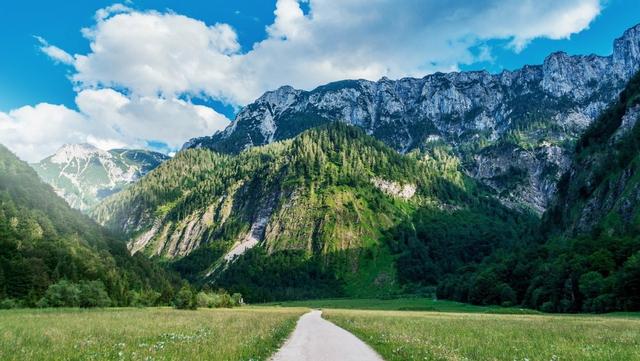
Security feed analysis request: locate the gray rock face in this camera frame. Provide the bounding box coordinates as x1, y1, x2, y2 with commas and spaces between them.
186, 24, 640, 213
33, 144, 169, 211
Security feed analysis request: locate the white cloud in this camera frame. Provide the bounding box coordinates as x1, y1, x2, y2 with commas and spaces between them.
5, 0, 602, 161
0, 90, 229, 162
55, 0, 603, 105
35, 36, 74, 65
0, 104, 89, 162
75, 89, 230, 150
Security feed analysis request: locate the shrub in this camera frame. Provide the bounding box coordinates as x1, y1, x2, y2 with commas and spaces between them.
540, 301, 555, 313
36, 280, 112, 308
130, 290, 161, 307
231, 293, 243, 306
196, 291, 216, 308
37, 280, 80, 307
174, 285, 197, 310
0, 298, 20, 309
195, 290, 243, 308
78, 281, 111, 308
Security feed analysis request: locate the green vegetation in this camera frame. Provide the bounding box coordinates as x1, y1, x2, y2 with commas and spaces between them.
393, 71, 640, 314
94, 123, 536, 303
196, 290, 243, 308
0, 307, 305, 361
263, 297, 539, 314
523, 72, 640, 313
324, 309, 640, 361
0, 145, 179, 307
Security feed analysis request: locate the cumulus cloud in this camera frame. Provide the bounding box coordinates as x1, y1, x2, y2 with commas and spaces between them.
0, 90, 229, 162
4, 0, 603, 161
0, 104, 89, 162
63, 0, 602, 104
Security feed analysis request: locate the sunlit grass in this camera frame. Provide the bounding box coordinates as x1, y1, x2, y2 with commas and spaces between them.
262, 297, 540, 314
324, 309, 640, 361
0, 307, 306, 361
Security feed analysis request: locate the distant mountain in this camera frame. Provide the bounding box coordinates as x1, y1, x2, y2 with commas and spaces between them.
92, 123, 536, 302
0, 144, 176, 306
185, 24, 640, 214
32, 144, 169, 211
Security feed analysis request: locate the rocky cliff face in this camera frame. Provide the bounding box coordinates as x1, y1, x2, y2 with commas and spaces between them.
545, 71, 640, 237
186, 24, 640, 214
33, 144, 169, 211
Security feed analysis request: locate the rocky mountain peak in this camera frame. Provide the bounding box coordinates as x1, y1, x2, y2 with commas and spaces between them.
613, 23, 640, 78
34, 145, 168, 211
50, 143, 107, 164
183, 24, 640, 213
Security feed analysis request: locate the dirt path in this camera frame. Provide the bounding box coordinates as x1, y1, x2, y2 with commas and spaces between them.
269, 310, 384, 361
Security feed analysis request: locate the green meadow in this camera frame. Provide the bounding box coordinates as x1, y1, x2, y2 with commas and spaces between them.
0, 307, 305, 361
324, 309, 640, 361
264, 297, 540, 314
2, 301, 639, 361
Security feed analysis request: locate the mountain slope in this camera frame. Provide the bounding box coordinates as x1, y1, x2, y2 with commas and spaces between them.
32, 144, 169, 211
535, 70, 640, 312
93, 123, 536, 301
0, 144, 177, 306
433, 71, 640, 312
185, 24, 640, 214
546, 71, 640, 237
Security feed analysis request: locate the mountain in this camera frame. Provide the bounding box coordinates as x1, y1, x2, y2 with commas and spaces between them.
434, 71, 640, 312
92, 123, 536, 301
0, 145, 177, 307
185, 24, 640, 214
32, 144, 169, 211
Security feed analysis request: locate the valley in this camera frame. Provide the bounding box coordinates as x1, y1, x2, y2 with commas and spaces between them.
1, 3, 640, 360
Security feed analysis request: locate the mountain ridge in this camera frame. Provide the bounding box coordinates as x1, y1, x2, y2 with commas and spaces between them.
185, 23, 640, 214
32, 143, 169, 211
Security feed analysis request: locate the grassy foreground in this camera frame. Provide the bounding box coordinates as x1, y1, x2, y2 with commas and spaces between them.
324, 309, 640, 361
0, 307, 306, 361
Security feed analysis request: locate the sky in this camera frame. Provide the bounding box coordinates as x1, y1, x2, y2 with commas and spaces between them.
0, 0, 639, 162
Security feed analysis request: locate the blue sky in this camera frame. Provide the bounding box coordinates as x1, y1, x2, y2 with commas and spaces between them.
0, 1, 277, 115
0, 0, 639, 161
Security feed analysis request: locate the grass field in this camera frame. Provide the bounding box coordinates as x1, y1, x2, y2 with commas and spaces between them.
0, 307, 306, 361
3, 301, 639, 361
264, 297, 540, 314
324, 308, 640, 361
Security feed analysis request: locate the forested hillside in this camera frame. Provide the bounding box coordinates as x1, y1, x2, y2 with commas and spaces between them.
0, 145, 178, 307
432, 72, 640, 312
93, 123, 536, 302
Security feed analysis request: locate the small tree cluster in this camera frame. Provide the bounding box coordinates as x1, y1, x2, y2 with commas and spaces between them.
36, 280, 111, 308
173, 284, 198, 310
196, 290, 243, 308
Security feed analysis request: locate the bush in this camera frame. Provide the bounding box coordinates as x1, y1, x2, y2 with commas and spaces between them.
174, 285, 197, 310
37, 280, 80, 307
130, 290, 161, 307
78, 281, 111, 308
196, 291, 216, 308
540, 301, 555, 313
36, 280, 112, 308
195, 290, 243, 308
231, 293, 243, 306
0, 298, 20, 309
